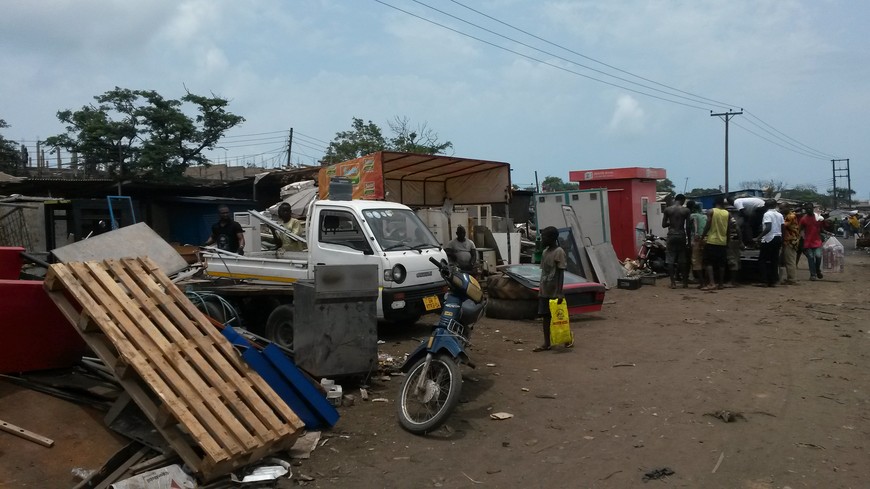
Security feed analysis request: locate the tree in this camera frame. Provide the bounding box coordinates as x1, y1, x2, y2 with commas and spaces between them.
0, 119, 25, 175
828, 186, 856, 208
322, 116, 453, 165
541, 176, 578, 192
687, 187, 722, 196
739, 179, 786, 197
656, 178, 675, 194
45, 87, 244, 180
387, 116, 452, 155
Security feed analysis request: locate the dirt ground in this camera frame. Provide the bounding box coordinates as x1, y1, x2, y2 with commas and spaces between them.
1, 249, 867, 488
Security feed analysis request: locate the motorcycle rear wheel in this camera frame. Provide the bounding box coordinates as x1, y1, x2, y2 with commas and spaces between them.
397, 353, 462, 434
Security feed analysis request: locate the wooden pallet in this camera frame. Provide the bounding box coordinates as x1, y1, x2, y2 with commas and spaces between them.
44, 257, 304, 480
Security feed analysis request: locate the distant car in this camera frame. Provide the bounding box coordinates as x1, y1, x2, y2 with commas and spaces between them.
486, 264, 606, 320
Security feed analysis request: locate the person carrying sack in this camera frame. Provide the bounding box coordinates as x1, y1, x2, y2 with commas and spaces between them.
533, 226, 572, 352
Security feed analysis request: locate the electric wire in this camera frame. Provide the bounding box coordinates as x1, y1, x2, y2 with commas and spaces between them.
412, 0, 729, 110
373, 0, 712, 111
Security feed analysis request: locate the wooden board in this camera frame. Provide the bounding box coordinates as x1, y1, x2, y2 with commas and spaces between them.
44, 257, 304, 481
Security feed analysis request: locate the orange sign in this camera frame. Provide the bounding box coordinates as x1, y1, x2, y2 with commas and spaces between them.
569, 167, 666, 182
318, 153, 384, 200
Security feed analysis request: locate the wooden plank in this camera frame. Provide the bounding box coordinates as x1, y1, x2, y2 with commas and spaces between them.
126, 258, 299, 436
103, 260, 271, 449
77, 261, 242, 458
56, 262, 228, 462
139, 257, 303, 432
45, 259, 304, 480
0, 418, 55, 447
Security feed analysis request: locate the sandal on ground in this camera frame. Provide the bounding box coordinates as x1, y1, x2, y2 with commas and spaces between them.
565, 340, 575, 348
532, 345, 551, 352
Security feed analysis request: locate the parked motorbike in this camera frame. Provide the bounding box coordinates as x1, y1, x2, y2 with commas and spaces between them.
396, 257, 486, 434
637, 233, 667, 274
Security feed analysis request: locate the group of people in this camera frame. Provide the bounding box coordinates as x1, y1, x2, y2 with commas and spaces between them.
204, 203, 305, 254
662, 194, 834, 291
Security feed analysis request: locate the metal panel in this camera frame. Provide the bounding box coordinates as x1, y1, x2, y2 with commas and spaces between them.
51, 222, 188, 275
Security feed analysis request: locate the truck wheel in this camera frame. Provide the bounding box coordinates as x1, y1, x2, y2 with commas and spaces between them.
265, 305, 295, 350
485, 297, 538, 320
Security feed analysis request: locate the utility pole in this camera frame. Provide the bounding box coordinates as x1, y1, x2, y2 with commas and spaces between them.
710, 109, 743, 197
831, 158, 851, 209
287, 127, 293, 168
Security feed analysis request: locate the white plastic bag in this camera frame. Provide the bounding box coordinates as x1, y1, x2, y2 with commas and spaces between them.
822, 236, 844, 273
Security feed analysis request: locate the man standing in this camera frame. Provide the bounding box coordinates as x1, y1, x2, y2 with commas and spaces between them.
733, 196, 766, 245
534, 226, 568, 352
687, 200, 707, 287
780, 203, 800, 285
756, 199, 784, 287
700, 196, 731, 290
799, 204, 824, 280
661, 194, 691, 289
205, 204, 245, 254
445, 225, 477, 272
273, 202, 305, 252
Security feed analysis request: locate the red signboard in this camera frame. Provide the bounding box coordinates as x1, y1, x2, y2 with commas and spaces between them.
318, 153, 385, 200
569, 167, 666, 182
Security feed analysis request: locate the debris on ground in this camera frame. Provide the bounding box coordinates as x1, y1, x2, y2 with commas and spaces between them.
642, 466, 675, 481
705, 410, 747, 423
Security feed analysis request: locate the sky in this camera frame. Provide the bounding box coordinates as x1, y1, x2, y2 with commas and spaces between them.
1, 0, 868, 200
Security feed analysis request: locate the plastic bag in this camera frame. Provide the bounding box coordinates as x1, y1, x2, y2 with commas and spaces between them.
548, 299, 573, 346
822, 236, 844, 273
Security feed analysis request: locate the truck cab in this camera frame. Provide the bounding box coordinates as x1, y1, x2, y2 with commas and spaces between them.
199, 199, 448, 345
309, 200, 448, 323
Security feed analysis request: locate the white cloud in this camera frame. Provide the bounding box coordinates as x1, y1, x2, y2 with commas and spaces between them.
607, 95, 646, 136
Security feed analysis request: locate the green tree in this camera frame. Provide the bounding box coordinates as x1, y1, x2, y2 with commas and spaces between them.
828, 186, 856, 208
541, 176, 578, 192
656, 178, 675, 194
687, 187, 722, 196
0, 119, 25, 175
45, 87, 244, 180
322, 116, 452, 165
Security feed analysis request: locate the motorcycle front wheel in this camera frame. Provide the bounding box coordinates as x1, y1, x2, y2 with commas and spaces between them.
397, 353, 462, 434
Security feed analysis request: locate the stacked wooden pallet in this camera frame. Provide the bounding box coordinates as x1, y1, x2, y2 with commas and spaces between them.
44, 257, 304, 481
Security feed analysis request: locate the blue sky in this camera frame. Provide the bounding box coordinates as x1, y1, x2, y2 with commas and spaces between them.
1, 1, 868, 200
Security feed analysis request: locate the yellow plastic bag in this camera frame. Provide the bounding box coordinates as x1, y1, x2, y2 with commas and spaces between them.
548, 299, 573, 346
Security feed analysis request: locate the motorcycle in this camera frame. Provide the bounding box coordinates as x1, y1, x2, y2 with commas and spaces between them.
637, 233, 667, 274
396, 257, 486, 434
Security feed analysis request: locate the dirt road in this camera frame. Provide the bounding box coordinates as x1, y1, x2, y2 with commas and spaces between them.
293, 251, 869, 488
1, 251, 866, 488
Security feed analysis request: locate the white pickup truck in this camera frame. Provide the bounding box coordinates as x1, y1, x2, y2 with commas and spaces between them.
199, 198, 448, 347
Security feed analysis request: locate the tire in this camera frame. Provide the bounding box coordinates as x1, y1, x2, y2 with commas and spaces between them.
485, 297, 538, 320
265, 304, 295, 350
486, 276, 537, 300
397, 353, 463, 434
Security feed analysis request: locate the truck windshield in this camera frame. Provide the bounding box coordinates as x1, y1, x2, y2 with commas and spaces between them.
363, 209, 441, 252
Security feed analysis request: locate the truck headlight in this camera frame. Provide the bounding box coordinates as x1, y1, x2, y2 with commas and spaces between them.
391, 264, 406, 284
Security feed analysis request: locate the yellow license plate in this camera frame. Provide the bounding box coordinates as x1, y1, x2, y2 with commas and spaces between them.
423, 295, 441, 311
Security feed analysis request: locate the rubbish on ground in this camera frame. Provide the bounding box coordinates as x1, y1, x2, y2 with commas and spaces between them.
231, 458, 292, 483
612, 363, 636, 368
795, 442, 825, 450
711, 451, 725, 473
360, 388, 369, 401
0, 418, 54, 447
490, 412, 514, 420
372, 398, 389, 402
535, 394, 557, 399
109, 464, 196, 489
642, 467, 675, 481
704, 410, 747, 423
288, 431, 321, 459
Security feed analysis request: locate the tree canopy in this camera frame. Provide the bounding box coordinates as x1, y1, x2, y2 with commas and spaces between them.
656, 178, 675, 194
541, 176, 578, 192
0, 119, 25, 175
45, 87, 244, 180
322, 116, 452, 165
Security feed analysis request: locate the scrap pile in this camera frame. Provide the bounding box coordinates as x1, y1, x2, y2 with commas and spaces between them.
41, 256, 306, 483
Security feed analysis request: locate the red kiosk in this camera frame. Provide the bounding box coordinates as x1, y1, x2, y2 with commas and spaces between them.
569, 167, 666, 261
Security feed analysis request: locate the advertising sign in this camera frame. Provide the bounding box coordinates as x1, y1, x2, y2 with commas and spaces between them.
318, 153, 384, 200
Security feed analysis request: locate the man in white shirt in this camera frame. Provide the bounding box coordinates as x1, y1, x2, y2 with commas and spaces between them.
445, 226, 477, 272
756, 199, 784, 287
734, 196, 766, 246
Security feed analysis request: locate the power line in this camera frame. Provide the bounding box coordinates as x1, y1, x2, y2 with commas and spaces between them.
413, 0, 729, 110
373, 0, 712, 111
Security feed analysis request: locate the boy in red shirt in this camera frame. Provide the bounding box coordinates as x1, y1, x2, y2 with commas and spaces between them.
799, 205, 824, 280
